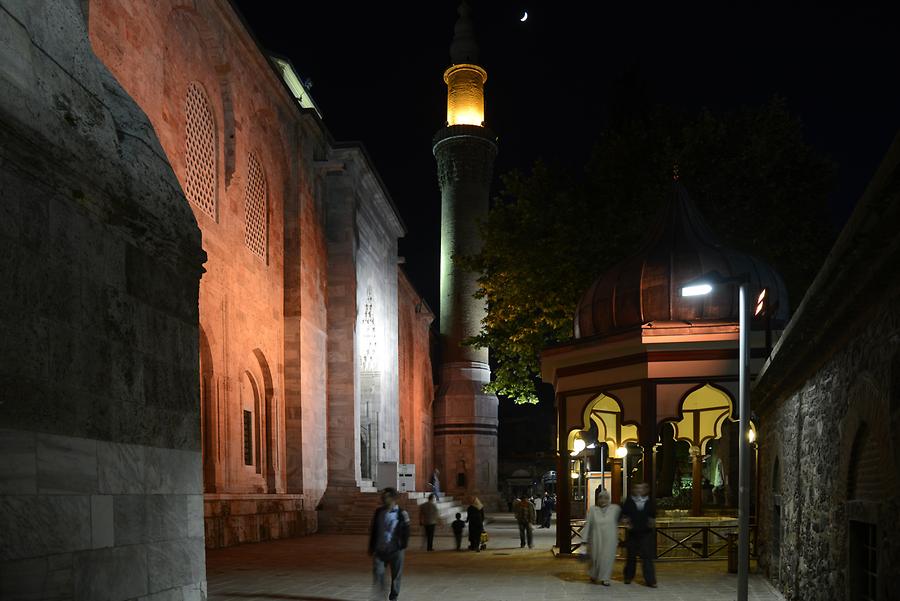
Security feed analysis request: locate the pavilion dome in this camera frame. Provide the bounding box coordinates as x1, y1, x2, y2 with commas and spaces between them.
574, 182, 790, 339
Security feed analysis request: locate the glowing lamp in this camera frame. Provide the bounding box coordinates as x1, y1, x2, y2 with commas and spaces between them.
571, 437, 586, 456
570, 471, 579, 479
681, 283, 713, 297
615, 446, 628, 459
747, 428, 756, 444
444, 64, 486, 126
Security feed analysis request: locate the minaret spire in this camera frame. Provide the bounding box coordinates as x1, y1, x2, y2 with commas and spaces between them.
450, 2, 479, 64
432, 2, 500, 505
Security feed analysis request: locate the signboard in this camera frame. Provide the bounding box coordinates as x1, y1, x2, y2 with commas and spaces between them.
398, 463, 416, 492
375, 461, 398, 490
586, 471, 612, 514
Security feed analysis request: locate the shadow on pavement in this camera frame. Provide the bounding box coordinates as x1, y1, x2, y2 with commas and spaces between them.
216, 594, 352, 601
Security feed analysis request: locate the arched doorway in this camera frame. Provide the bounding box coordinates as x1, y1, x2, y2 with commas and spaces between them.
667, 384, 735, 516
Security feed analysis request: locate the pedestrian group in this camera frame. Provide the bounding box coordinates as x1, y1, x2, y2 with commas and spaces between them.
369, 479, 658, 600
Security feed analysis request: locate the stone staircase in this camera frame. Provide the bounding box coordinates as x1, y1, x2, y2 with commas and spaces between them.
318, 484, 465, 535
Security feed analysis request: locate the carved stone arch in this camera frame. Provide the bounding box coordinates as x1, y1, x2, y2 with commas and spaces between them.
239, 369, 262, 472
838, 373, 898, 503
232, 85, 292, 243
252, 348, 277, 493
570, 391, 640, 453
670, 383, 735, 454
162, 6, 235, 203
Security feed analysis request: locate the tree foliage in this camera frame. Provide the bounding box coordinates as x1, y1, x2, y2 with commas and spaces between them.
461, 98, 836, 404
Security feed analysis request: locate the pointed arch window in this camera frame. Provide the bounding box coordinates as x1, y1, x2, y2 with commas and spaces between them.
244, 153, 268, 261
183, 82, 218, 220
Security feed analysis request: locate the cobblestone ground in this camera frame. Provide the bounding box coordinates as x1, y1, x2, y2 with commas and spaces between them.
207, 514, 783, 601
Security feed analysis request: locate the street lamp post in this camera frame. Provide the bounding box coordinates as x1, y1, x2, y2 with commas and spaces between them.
682, 273, 751, 601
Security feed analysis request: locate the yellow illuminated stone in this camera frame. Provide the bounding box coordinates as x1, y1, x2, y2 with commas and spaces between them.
444, 63, 487, 126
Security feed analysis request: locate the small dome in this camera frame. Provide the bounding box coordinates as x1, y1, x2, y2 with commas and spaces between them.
574, 183, 789, 339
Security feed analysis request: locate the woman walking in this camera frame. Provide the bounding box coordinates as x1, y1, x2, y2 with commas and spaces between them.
466, 497, 485, 552
583, 488, 620, 585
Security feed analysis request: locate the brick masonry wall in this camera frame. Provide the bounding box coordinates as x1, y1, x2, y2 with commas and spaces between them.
398, 270, 435, 491
758, 285, 900, 600
0, 0, 206, 598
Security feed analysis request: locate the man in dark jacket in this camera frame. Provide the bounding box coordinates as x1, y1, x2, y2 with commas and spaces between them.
368, 488, 410, 600
620, 481, 657, 587
515, 496, 536, 548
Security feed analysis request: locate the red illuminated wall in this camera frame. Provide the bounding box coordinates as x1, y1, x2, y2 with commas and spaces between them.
87, 0, 331, 541
398, 269, 435, 491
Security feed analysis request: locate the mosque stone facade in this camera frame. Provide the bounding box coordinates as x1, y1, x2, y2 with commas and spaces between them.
1, 0, 440, 597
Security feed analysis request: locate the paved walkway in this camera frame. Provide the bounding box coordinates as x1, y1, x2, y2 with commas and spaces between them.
207, 515, 783, 601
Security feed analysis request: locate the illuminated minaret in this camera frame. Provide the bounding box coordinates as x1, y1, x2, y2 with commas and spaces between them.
433, 2, 499, 502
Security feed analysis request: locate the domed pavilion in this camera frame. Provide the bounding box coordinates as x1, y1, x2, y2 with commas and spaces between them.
540, 181, 789, 555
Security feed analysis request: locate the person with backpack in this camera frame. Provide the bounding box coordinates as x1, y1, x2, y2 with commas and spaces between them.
368, 488, 411, 600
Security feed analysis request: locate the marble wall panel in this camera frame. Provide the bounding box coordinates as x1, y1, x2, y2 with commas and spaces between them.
72, 545, 148, 601
91, 494, 114, 549
97, 439, 146, 494
36, 433, 97, 495
145, 447, 202, 495
146, 538, 204, 594
0, 495, 91, 561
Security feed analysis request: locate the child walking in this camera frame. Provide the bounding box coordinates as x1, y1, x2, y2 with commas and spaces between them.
451, 512, 466, 551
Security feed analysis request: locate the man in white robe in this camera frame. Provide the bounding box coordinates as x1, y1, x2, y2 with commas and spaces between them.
583, 488, 620, 585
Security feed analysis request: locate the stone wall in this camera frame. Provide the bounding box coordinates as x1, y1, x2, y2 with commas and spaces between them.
398, 269, 436, 491
755, 132, 900, 600
757, 289, 900, 600
0, 0, 206, 598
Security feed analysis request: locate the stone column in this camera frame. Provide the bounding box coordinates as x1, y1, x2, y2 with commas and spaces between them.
324, 172, 360, 489
433, 125, 499, 503
691, 445, 703, 516
555, 395, 571, 553
610, 458, 624, 505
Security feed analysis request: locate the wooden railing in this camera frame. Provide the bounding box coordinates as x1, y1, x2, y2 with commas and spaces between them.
569, 520, 758, 561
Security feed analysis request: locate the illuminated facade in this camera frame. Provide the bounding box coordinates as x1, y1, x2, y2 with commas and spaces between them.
82, 0, 434, 548
433, 2, 500, 504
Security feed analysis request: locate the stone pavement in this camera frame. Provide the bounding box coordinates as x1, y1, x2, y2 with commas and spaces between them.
207, 514, 783, 601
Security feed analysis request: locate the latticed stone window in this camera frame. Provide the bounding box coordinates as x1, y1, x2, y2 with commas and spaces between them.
243, 153, 268, 261
183, 82, 217, 220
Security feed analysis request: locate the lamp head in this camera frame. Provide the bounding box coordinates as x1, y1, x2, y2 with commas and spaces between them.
681, 283, 713, 297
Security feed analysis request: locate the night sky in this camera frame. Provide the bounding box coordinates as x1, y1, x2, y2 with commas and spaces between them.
234, 0, 899, 314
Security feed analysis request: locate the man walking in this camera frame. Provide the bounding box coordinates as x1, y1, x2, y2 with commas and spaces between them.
541, 492, 554, 528
419, 493, 440, 551
428, 468, 441, 501
515, 495, 536, 549
621, 481, 657, 588
368, 488, 410, 600
532, 492, 543, 526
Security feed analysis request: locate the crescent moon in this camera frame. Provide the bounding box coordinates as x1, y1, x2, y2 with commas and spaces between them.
520, 11, 528, 22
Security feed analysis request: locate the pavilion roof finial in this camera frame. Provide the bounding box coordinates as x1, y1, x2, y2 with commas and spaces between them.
673, 163, 680, 182
450, 1, 479, 64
